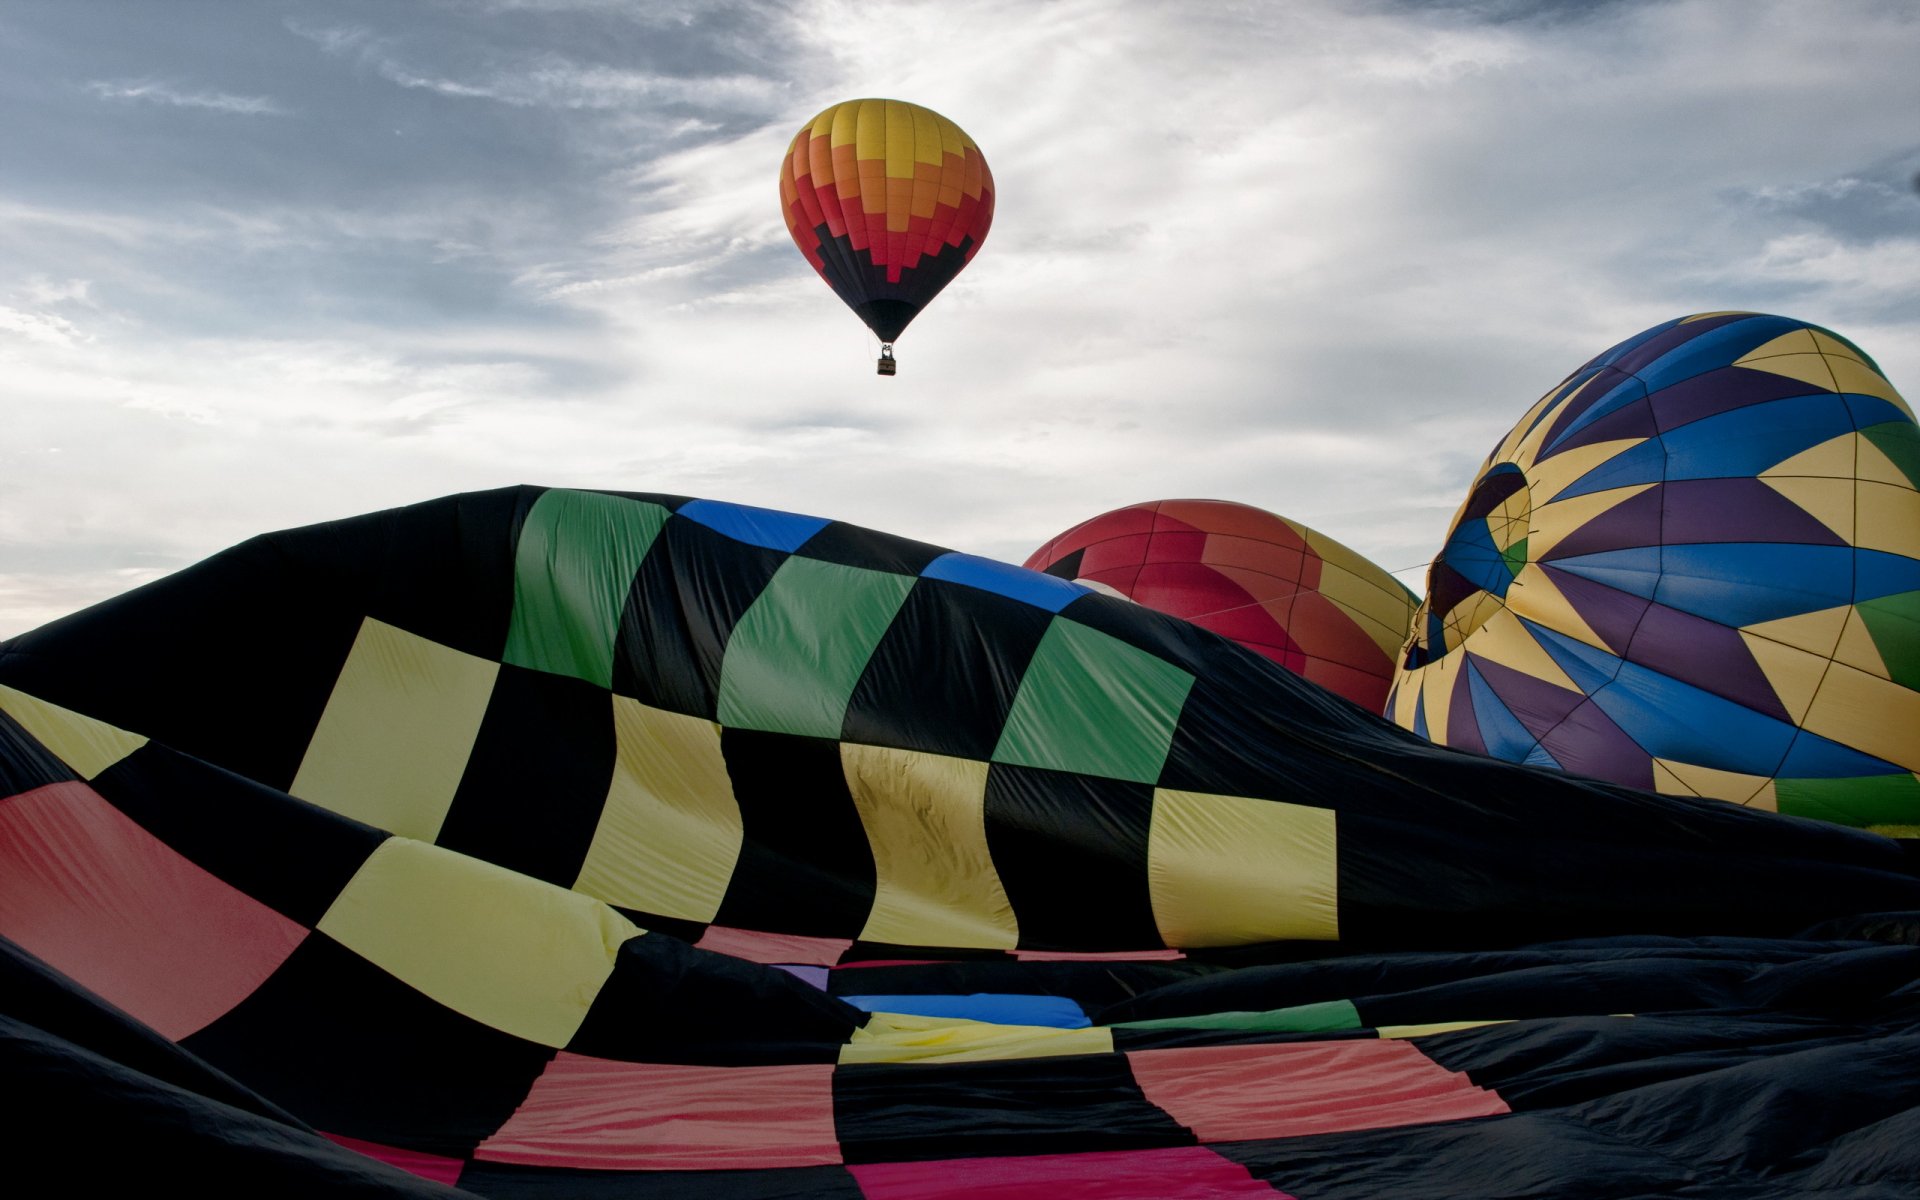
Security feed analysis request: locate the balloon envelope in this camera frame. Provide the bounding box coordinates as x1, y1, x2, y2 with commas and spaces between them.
1390, 313, 1920, 829
1027, 499, 1419, 712
778, 98, 994, 343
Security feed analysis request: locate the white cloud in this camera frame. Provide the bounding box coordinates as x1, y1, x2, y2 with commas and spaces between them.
85, 79, 287, 115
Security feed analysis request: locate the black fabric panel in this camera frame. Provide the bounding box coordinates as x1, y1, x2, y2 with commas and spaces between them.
437, 664, 612, 888
1038, 547, 1084, 580
808, 228, 977, 343
0, 487, 550, 792
1, 934, 306, 1128
711, 729, 877, 938
92, 744, 386, 928
612, 514, 788, 719
842, 578, 1051, 761
566, 931, 860, 1066
182, 933, 554, 1158
0, 535, 364, 792
4, 1014, 468, 1197
0, 707, 76, 795
832, 1053, 1191, 1163
983, 764, 1160, 951
362, 486, 531, 660
795, 523, 947, 576
457, 1161, 863, 1200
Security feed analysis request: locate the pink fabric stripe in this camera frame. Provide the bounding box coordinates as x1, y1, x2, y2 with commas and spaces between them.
323, 1132, 466, 1186
1128, 1040, 1508, 1143
475, 1053, 841, 1171
694, 924, 852, 966
850, 1145, 1286, 1198
0, 781, 307, 1040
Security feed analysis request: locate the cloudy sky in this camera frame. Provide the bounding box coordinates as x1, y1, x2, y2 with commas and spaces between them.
2, 0, 1916, 637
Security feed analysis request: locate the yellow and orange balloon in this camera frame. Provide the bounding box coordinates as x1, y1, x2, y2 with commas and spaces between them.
778, 99, 994, 368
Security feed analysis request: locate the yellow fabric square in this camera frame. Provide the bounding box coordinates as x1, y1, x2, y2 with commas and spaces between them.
1148, 788, 1338, 947
839, 1012, 1113, 1064
841, 744, 1017, 950
290, 617, 498, 842
318, 838, 641, 1048
0, 683, 146, 779
1857, 480, 1920, 558
1799, 660, 1920, 772
573, 696, 741, 923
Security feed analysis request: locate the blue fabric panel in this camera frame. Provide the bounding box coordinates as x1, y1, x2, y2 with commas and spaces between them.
1522, 742, 1563, 770
1856, 550, 1920, 604
1530, 625, 1796, 773
678, 499, 831, 552
1546, 548, 1663, 602
1467, 661, 1542, 763
1659, 394, 1855, 479
1543, 375, 1648, 454
1525, 622, 1623, 695
1653, 544, 1855, 627
1777, 731, 1909, 780
1591, 317, 1684, 371
1548, 438, 1666, 502
1631, 314, 1804, 392
1412, 689, 1429, 740
1443, 523, 1515, 596
1843, 394, 1913, 429
841, 993, 1093, 1029
922, 553, 1090, 613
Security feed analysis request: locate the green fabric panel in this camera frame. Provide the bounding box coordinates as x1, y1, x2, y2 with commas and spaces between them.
1116, 998, 1362, 1033
503, 490, 669, 688
1776, 772, 1920, 828
1862, 421, 1920, 490
716, 557, 916, 739
1502, 537, 1528, 573
1857, 591, 1920, 690
992, 618, 1194, 784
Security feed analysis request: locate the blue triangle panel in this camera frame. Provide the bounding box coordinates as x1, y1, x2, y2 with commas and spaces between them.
678, 499, 831, 553
1776, 731, 1910, 780
1856, 550, 1920, 604
1843, 394, 1913, 429
1631, 315, 1807, 392
1548, 438, 1666, 503
1466, 660, 1543, 763
1412, 688, 1430, 740
1544, 548, 1663, 603
1653, 544, 1855, 627
1521, 742, 1563, 770
1527, 626, 1798, 774
1524, 621, 1624, 695
1659, 394, 1856, 479
1543, 375, 1650, 455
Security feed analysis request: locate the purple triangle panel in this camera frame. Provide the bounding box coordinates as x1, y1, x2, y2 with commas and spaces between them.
1538, 696, 1657, 791
1649, 365, 1827, 434
1442, 664, 1483, 754
1539, 394, 1658, 462
1465, 652, 1588, 740
1536, 565, 1654, 657
1661, 478, 1849, 548
1622, 600, 1792, 723
1541, 485, 1666, 562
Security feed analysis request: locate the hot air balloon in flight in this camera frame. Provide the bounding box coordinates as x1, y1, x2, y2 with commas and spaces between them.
778, 98, 995, 375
